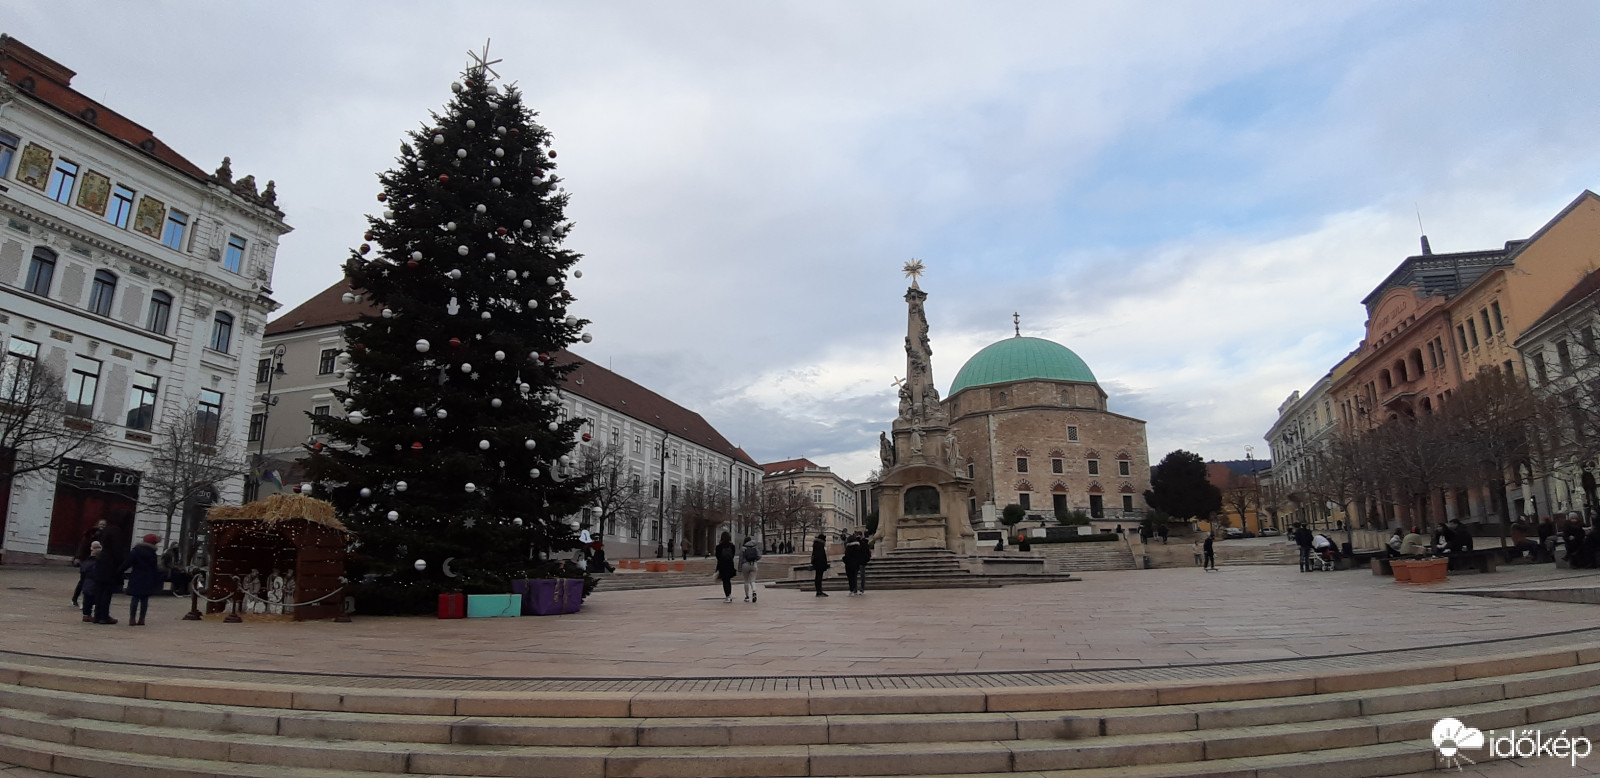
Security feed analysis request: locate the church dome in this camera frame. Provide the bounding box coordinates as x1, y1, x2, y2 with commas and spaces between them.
948, 336, 1098, 395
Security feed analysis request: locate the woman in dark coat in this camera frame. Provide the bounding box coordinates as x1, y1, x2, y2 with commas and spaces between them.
91, 527, 127, 625
121, 533, 163, 626
713, 531, 738, 602
811, 534, 830, 597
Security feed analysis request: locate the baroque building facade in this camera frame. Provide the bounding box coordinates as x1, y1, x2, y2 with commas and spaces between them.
0, 36, 288, 561
760, 457, 859, 539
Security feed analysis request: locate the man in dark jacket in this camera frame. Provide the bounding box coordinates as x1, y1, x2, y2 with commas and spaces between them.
843, 532, 868, 595
121, 534, 162, 626
1294, 524, 1314, 572
811, 534, 830, 597
91, 526, 127, 624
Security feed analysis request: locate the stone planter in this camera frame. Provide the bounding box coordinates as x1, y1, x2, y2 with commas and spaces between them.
1391, 560, 1416, 583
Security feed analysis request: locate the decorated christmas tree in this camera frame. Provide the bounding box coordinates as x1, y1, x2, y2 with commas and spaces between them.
304, 48, 593, 613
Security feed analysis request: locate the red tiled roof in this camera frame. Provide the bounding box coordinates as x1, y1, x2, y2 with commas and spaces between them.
0, 35, 210, 183
762, 458, 822, 476
266, 280, 757, 467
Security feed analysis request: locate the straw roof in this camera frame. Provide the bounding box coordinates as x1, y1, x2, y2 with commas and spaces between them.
207, 494, 347, 531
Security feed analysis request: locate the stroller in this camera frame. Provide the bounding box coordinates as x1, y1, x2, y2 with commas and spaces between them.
1311, 537, 1338, 571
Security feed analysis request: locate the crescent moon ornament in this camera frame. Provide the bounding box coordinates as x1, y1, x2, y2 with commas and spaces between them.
442, 557, 458, 578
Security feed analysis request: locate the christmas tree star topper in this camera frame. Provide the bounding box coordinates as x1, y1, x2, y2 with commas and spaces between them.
467, 39, 502, 81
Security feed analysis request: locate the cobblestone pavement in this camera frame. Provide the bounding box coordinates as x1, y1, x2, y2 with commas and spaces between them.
2, 563, 1597, 688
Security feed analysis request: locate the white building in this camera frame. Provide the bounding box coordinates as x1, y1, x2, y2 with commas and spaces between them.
1515, 269, 1600, 519
1264, 370, 1340, 529
761, 458, 859, 539
255, 280, 763, 558
0, 36, 289, 561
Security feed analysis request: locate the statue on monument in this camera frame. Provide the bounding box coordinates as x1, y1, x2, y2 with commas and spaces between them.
909, 424, 924, 456
879, 432, 896, 469
945, 431, 961, 472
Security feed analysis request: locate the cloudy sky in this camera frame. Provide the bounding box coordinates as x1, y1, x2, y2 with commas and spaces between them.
10, 2, 1600, 481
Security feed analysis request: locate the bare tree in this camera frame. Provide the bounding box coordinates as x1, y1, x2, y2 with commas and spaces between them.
575, 443, 646, 543
140, 399, 250, 560
759, 485, 820, 548
676, 476, 732, 556
0, 359, 110, 491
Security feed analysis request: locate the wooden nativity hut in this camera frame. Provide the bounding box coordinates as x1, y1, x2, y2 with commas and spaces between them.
205, 494, 352, 621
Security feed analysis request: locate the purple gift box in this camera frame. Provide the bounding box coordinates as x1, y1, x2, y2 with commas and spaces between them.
513, 578, 583, 616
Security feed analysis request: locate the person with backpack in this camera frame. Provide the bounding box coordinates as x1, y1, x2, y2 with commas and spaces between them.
714, 531, 738, 603
738, 536, 762, 602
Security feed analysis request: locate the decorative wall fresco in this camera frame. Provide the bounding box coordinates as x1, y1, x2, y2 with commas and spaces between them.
133, 195, 166, 239
14, 142, 52, 190
76, 169, 111, 215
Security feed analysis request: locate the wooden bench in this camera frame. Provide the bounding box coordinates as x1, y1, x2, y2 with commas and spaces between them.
1444, 548, 1500, 573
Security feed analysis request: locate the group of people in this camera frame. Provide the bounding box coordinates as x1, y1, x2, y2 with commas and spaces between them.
1536, 513, 1599, 568
712, 531, 765, 603
1384, 521, 1475, 560
1292, 524, 1343, 571
70, 519, 167, 626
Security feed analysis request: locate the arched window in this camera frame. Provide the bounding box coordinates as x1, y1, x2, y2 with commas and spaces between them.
24, 247, 55, 296
146, 290, 172, 334
209, 311, 234, 353
88, 269, 117, 316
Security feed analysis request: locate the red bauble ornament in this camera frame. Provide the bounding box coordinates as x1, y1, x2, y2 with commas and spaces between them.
312, 443, 324, 451
439, 174, 450, 183
537, 353, 549, 362
377, 193, 388, 202
449, 337, 463, 348
407, 259, 419, 268
411, 442, 424, 451
496, 227, 507, 236
582, 433, 592, 442
561, 290, 572, 300
547, 150, 557, 159
359, 244, 371, 255
364, 231, 375, 241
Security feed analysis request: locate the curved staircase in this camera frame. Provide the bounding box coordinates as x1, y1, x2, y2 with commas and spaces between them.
2, 640, 1598, 777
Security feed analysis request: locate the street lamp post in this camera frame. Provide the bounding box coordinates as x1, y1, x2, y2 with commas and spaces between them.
248, 345, 287, 503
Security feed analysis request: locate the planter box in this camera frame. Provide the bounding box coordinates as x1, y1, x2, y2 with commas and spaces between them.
1414, 558, 1448, 583
466, 593, 519, 618
671, 561, 686, 572
645, 561, 667, 572
437, 592, 466, 619
1391, 560, 1415, 583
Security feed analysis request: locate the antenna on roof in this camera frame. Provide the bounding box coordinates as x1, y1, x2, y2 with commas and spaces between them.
1416, 204, 1432, 256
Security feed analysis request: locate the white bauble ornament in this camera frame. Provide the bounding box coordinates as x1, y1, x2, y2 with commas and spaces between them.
574, 270, 583, 278
565, 316, 577, 326
491, 398, 502, 408
497, 126, 507, 136
381, 308, 393, 318
447, 268, 462, 279
519, 382, 530, 393
359, 487, 372, 498
433, 134, 445, 144
526, 299, 538, 309
349, 411, 364, 423
513, 517, 523, 526
486, 252, 496, 261
396, 481, 408, 491
494, 147, 505, 158
524, 439, 536, 449
475, 204, 487, 214
383, 209, 394, 219
340, 292, 355, 303
460, 363, 473, 373
478, 440, 490, 450
582, 333, 593, 343
480, 311, 491, 320
446, 221, 457, 231
505, 270, 516, 281
456, 149, 467, 159
490, 177, 501, 187
334, 370, 346, 379
559, 455, 571, 465
388, 511, 399, 521
436, 409, 448, 419
464, 482, 477, 493
465, 119, 476, 129
494, 350, 506, 361
530, 468, 541, 478
415, 339, 430, 352
411, 251, 423, 261
546, 276, 558, 286
451, 82, 462, 93
457, 245, 469, 256
413, 407, 426, 416
414, 559, 426, 570
487, 84, 499, 94
547, 421, 560, 431
522, 219, 532, 228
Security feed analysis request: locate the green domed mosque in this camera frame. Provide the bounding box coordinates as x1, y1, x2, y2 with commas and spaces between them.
944, 326, 1150, 527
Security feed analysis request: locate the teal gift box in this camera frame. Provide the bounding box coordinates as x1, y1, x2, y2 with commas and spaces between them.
466, 593, 519, 618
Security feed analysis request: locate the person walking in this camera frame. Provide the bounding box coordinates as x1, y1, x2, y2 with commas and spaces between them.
738, 536, 762, 602
1158, 524, 1169, 544
1294, 524, 1314, 572
78, 542, 102, 623
843, 532, 867, 595
713, 532, 738, 603
91, 525, 128, 625
811, 534, 830, 597
1202, 533, 1217, 571
858, 534, 872, 594
121, 533, 162, 626
70, 519, 107, 607
666, 537, 676, 561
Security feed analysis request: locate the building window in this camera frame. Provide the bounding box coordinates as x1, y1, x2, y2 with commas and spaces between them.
1557, 340, 1573, 374
224, 234, 247, 273
65, 356, 100, 418
1503, 359, 1515, 376
1066, 425, 1079, 442
1490, 301, 1504, 333
248, 412, 266, 442
1089, 494, 1104, 518
196, 389, 223, 444
1051, 458, 1064, 474
256, 358, 273, 384
46, 159, 78, 204
162, 210, 188, 250
1122, 495, 1135, 512
1016, 457, 1028, 473
145, 290, 172, 334
1456, 325, 1468, 352
317, 348, 337, 375
209, 311, 234, 353
1532, 353, 1548, 384
125, 373, 158, 430
107, 185, 135, 229
24, 247, 55, 296
1481, 310, 1493, 341
0, 132, 17, 178
634, 434, 642, 454
967, 463, 975, 478
997, 391, 1007, 407
1118, 460, 1131, 477
88, 269, 117, 316
0, 338, 39, 401
311, 404, 331, 435
1087, 459, 1100, 476
812, 487, 823, 504
1466, 319, 1479, 348
611, 426, 620, 445
1018, 493, 1031, 510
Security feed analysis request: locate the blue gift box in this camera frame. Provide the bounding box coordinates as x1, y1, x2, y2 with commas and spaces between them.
465, 593, 519, 618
